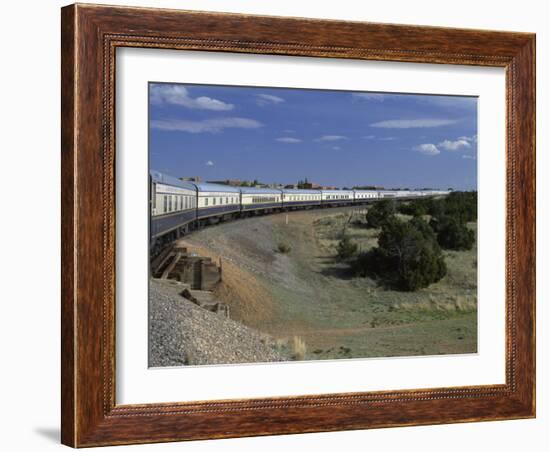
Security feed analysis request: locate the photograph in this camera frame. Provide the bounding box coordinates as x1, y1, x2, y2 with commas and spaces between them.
148, 83, 479, 367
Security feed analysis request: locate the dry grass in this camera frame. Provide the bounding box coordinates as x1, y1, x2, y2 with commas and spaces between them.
291, 336, 307, 360
273, 336, 307, 361
391, 295, 477, 313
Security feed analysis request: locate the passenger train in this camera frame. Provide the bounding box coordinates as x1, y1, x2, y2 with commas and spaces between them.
150, 170, 449, 250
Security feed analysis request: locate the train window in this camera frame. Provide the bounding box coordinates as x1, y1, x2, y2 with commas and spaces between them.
205, 198, 209, 207
212, 197, 216, 206
163, 195, 167, 212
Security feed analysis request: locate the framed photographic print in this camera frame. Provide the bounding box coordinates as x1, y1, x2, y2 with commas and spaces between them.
61, 3, 536, 447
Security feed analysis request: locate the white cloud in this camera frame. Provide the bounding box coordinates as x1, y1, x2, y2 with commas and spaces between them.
412, 134, 477, 157
315, 135, 348, 142
438, 138, 471, 151
205, 160, 214, 166
332, 146, 342, 150
462, 155, 476, 160
458, 134, 478, 143
363, 135, 376, 140
413, 143, 440, 156
276, 137, 302, 143
379, 137, 397, 141
150, 85, 234, 111
256, 94, 285, 105
151, 117, 263, 133
370, 119, 459, 128
352, 93, 385, 102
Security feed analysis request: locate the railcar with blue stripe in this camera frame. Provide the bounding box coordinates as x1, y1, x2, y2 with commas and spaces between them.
150, 171, 197, 240
194, 182, 241, 221
240, 186, 283, 213
321, 189, 355, 206
281, 189, 322, 208
353, 190, 379, 204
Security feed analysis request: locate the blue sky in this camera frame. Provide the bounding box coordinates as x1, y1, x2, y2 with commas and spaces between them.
149, 83, 478, 190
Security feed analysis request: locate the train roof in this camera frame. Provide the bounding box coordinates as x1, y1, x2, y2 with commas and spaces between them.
321, 189, 354, 194
239, 186, 282, 195
281, 188, 321, 195
193, 182, 241, 193
150, 170, 197, 191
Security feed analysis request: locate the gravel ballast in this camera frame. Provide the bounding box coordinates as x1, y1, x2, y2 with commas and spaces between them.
149, 279, 288, 367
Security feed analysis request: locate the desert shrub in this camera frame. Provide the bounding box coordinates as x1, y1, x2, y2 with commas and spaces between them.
353, 217, 446, 291
398, 198, 431, 217
366, 199, 396, 228
336, 235, 358, 261
428, 191, 477, 223
410, 216, 436, 239
443, 191, 477, 223
430, 215, 475, 250
277, 242, 292, 254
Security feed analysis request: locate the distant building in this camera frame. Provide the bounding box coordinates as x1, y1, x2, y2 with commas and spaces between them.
207, 179, 243, 186
300, 181, 322, 189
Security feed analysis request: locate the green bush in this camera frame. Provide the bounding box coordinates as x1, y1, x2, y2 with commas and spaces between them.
366, 199, 396, 228
398, 199, 431, 217
353, 217, 446, 291
443, 191, 477, 223
427, 191, 477, 223
430, 215, 475, 250
336, 235, 358, 261
277, 242, 292, 254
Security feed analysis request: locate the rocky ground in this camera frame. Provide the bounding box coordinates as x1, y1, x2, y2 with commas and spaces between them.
149, 278, 290, 367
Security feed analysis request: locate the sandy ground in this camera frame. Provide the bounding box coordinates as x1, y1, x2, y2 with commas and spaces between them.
179, 207, 477, 361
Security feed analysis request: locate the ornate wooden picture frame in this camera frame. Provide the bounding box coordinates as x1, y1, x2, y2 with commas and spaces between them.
61, 3, 535, 447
